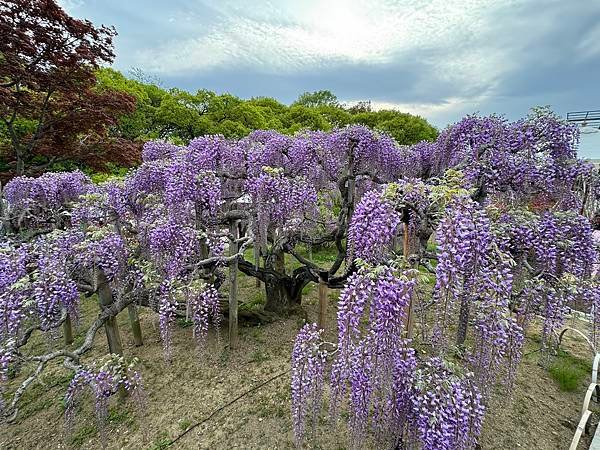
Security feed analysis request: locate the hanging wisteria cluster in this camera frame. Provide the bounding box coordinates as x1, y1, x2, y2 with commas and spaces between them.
245, 167, 318, 247
330, 265, 417, 448
409, 358, 485, 450
431, 194, 525, 391
347, 189, 401, 264
290, 108, 600, 449
190, 284, 221, 353
0, 244, 29, 341
499, 209, 598, 352
65, 356, 145, 439
291, 323, 327, 446
4, 171, 91, 231
292, 264, 486, 449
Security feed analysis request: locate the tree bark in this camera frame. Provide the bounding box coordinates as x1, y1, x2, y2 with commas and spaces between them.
238, 256, 311, 315
15, 154, 25, 176
274, 248, 285, 274
97, 270, 123, 356
254, 243, 261, 288
229, 220, 239, 350
127, 304, 143, 346
318, 280, 329, 331
63, 314, 73, 346
263, 275, 303, 314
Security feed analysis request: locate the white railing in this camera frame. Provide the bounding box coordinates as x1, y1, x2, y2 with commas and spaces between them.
564, 327, 599, 450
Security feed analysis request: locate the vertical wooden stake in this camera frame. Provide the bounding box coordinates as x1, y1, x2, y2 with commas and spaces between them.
318, 280, 329, 331
403, 223, 416, 340
97, 269, 124, 356
229, 220, 239, 350
104, 316, 124, 356
403, 222, 410, 257
128, 304, 143, 347
406, 294, 415, 341
254, 242, 261, 288
63, 313, 73, 346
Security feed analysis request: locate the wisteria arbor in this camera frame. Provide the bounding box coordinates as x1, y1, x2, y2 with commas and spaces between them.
0, 124, 422, 423
0, 155, 234, 423
1, 108, 599, 449
234, 127, 428, 311
290, 108, 600, 449
149, 126, 427, 314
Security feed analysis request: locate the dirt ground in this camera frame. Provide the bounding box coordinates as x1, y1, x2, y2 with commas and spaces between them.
1, 272, 598, 450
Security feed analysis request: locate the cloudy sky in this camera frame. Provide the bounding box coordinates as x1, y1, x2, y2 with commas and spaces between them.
59, 0, 600, 156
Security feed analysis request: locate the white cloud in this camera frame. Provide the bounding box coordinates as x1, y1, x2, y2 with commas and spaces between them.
133, 0, 521, 95
359, 95, 492, 127
369, 98, 468, 116
57, 0, 85, 13
577, 23, 600, 60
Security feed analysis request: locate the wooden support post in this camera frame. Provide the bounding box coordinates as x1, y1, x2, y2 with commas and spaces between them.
406, 292, 415, 341
403, 222, 410, 257
104, 315, 124, 356
128, 304, 143, 347
97, 270, 123, 356
229, 220, 239, 350
403, 223, 416, 340
318, 280, 329, 331
254, 243, 261, 288
63, 313, 73, 346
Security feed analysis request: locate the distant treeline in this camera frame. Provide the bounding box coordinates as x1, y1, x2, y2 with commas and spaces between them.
0, 66, 439, 178
97, 68, 438, 146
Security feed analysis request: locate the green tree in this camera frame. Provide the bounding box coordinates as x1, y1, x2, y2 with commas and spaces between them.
293, 90, 339, 108
96, 68, 164, 140
351, 110, 437, 145
283, 106, 332, 134
96, 70, 439, 150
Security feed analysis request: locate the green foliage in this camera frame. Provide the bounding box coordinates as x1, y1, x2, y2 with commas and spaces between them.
302, 283, 315, 296
1, 63, 438, 176
96, 68, 166, 141
548, 350, 590, 392
293, 90, 339, 108
309, 244, 339, 266
86, 163, 129, 184
70, 425, 97, 448
96, 69, 439, 151
177, 318, 194, 328
107, 408, 134, 426
178, 418, 193, 431
351, 109, 438, 144
284, 105, 332, 133
240, 291, 266, 311
150, 431, 172, 450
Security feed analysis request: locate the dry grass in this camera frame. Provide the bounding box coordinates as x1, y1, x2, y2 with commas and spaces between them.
1, 254, 598, 449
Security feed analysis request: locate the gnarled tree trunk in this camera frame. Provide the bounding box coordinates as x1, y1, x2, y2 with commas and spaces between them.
264, 274, 304, 314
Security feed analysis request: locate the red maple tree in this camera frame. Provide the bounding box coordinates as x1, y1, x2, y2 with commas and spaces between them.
0, 0, 139, 178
